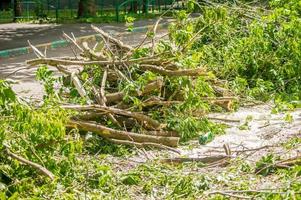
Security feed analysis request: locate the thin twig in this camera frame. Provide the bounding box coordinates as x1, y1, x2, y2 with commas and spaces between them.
91, 25, 133, 52
108, 139, 181, 154
28, 40, 45, 58
63, 32, 84, 52
151, 17, 162, 55
139, 64, 206, 77
208, 191, 252, 199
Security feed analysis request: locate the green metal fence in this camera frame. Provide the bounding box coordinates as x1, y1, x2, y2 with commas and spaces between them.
0, 0, 184, 23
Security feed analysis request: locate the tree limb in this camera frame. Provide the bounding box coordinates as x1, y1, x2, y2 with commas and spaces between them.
4, 147, 55, 181
68, 120, 179, 147
63, 32, 84, 52
160, 155, 230, 164
82, 41, 107, 61
63, 104, 164, 130
91, 25, 133, 52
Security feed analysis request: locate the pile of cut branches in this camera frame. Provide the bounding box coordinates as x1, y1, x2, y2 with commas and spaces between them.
27, 23, 235, 149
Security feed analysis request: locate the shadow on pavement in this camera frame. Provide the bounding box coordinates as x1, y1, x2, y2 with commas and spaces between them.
0, 23, 125, 50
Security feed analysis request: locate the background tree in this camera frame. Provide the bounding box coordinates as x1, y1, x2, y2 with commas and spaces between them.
0, 0, 11, 10
129, 0, 148, 14
13, 0, 22, 21
78, 0, 96, 18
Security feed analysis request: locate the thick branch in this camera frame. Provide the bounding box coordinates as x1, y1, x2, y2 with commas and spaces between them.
68, 120, 179, 147
27, 58, 116, 67
71, 72, 90, 101
142, 130, 179, 137
151, 17, 162, 55
63, 104, 164, 130
142, 99, 182, 107
100, 68, 108, 103
91, 68, 120, 127
26, 57, 171, 68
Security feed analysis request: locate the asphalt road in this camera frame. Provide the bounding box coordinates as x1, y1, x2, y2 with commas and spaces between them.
0, 18, 171, 50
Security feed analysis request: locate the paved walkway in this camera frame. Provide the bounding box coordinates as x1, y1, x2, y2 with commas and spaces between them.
0, 18, 172, 50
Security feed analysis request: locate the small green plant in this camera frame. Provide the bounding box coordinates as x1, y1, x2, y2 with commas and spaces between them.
125, 15, 136, 32
239, 115, 253, 130
255, 154, 279, 176
282, 137, 301, 150
121, 173, 141, 185
167, 116, 225, 142
284, 113, 294, 123
36, 65, 59, 100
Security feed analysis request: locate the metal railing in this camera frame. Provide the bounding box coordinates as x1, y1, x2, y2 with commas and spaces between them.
0, 0, 184, 23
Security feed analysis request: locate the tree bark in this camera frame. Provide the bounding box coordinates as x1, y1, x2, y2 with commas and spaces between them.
63, 104, 164, 130
13, 0, 22, 21
68, 120, 179, 147
142, 0, 148, 13
78, 0, 96, 18
129, 0, 148, 13
0, 0, 10, 10
129, 1, 138, 13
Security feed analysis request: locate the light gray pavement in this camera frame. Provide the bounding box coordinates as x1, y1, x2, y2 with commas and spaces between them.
0, 46, 75, 100
0, 18, 172, 50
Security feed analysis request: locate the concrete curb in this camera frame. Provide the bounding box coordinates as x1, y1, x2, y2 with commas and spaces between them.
0, 22, 169, 59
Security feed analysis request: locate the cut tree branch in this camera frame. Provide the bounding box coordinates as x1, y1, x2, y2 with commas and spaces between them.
4, 147, 55, 180
27, 58, 117, 67
63, 104, 164, 130
106, 78, 163, 103
142, 130, 179, 137
63, 32, 84, 52
68, 120, 179, 147
160, 155, 230, 164
82, 41, 107, 61
91, 25, 133, 52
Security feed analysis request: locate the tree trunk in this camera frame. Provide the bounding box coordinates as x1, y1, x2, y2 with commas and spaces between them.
13, 0, 22, 21
142, 0, 148, 13
128, 1, 148, 14
78, 0, 96, 18
0, 0, 11, 10
129, 1, 138, 13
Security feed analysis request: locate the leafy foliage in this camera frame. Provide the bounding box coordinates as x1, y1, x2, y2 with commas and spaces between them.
1, 0, 301, 199
0, 80, 130, 198
170, 0, 301, 102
